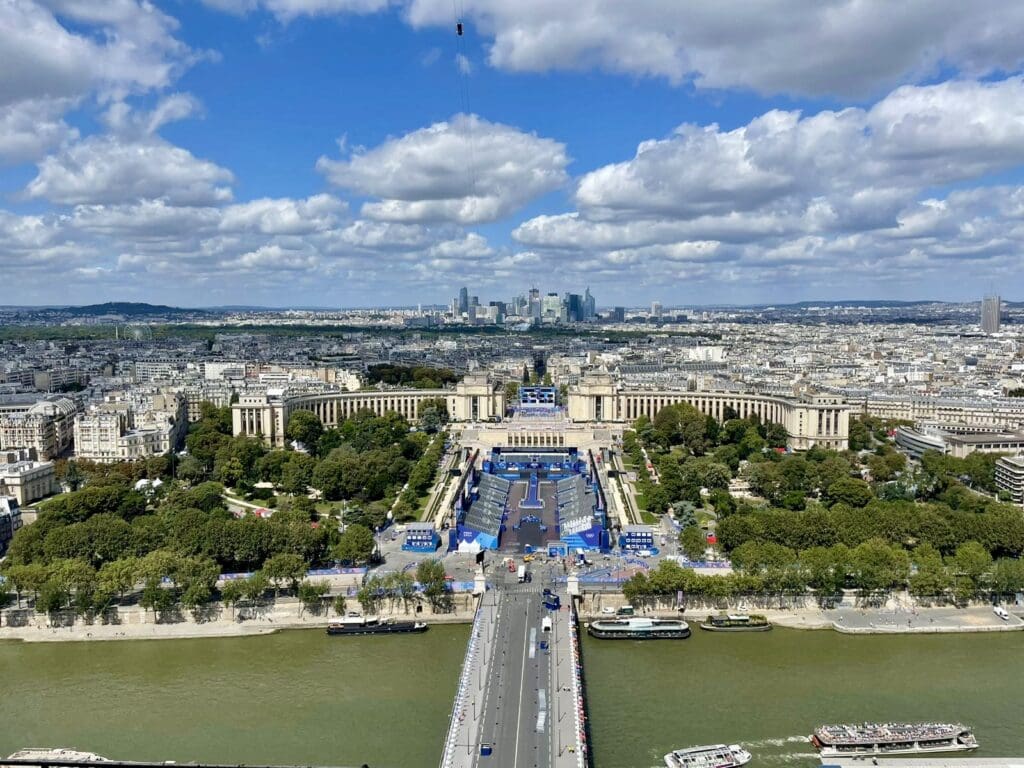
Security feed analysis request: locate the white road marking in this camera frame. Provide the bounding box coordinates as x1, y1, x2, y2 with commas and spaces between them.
512, 608, 531, 768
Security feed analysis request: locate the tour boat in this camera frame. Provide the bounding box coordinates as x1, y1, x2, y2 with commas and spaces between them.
664, 744, 752, 768
586, 617, 690, 639
810, 723, 978, 756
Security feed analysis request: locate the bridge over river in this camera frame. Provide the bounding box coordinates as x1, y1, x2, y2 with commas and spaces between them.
438, 573, 588, 768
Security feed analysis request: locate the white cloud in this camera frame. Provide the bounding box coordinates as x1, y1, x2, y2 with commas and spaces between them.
509, 77, 1024, 268
201, 1, 1024, 99
201, 0, 391, 22
26, 135, 235, 206
219, 194, 348, 235
0, 0, 200, 107
101, 94, 203, 138
317, 113, 569, 224
0, 98, 77, 165
404, 0, 1024, 98
510, 77, 1024, 300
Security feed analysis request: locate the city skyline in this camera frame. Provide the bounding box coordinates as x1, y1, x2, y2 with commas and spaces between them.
4, 3, 1024, 307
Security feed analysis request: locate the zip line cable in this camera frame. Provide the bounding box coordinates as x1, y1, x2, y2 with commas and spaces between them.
452, 0, 479, 214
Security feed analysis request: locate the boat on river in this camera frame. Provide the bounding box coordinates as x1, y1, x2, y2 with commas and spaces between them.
8, 749, 110, 763
664, 743, 752, 768
326, 618, 428, 636
700, 614, 772, 632
586, 617, 690, 639
810, 723, 978, 756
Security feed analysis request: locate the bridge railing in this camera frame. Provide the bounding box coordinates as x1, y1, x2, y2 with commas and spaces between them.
567, 603, 588, 768
438, 595, 486, 768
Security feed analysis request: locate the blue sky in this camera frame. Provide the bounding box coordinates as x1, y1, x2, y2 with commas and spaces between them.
2, 1, 1024, 307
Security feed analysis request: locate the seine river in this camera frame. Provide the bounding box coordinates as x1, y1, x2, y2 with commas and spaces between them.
1, 626, 1021, 768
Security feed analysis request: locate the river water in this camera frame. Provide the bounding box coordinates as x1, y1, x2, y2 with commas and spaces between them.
582, 628, 1023, 768
1, 627, 1021, 768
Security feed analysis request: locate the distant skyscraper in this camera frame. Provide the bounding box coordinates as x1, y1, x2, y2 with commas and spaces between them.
583, 287, 596, 321
651, 301, 663, 320
564, 293, 583, 322
609, 306, 625, 323
458, 286, 469, 314
981, 295, 1001, 333
542, 292, 561, 320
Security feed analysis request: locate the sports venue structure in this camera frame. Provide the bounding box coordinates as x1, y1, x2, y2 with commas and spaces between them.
449, 387, 611, 554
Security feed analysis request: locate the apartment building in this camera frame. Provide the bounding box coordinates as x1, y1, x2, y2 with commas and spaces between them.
74, 391, 186, 463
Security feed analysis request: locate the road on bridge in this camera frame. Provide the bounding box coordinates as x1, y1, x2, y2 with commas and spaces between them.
440, 569, 584, 768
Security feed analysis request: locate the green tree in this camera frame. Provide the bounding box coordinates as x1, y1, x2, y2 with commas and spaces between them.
286, 410, 324, 452
334, 524, 376, 565
263, 553, 309, 595
47, 559, 97, 613
332, 593, 347, 616
951, 541, 992, 600
312, 458, 346, 501
418, 397, 450, 434
416, 558, 451, 612
220, 579, 243, 618
297, 579, 331, 615
908, 544, 951, 598
176, 455, 206, 484
679, 526, 707, 561
622, 572, 653, 608
825, 477, 874, 508
799, 545, 849, 595
2, 562, 49, 606
177, 556, 220, 604
241, 571, 270, 605
97, 557, 139, 600
848, 419, 873, 451
708, 489, 736, 517
35, 579, 71, 614
850, 539, 908, 596
63, 460, 84, 492
357, 575, 385, 614
139, 580, 175, 617
992, 558, 1024, 597
279, 454, 316, 495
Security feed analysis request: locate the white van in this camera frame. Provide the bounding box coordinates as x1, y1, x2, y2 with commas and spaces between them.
517, 565, 527, 583
541, 617, 552, 632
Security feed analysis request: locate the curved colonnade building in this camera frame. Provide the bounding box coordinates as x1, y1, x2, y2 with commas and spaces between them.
233, 373, 851, 451
232, 374, 506, 447
567, 374, 850, 450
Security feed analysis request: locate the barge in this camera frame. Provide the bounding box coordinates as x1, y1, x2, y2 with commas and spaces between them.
586, 617, 691, 639
811, 723, 978, 756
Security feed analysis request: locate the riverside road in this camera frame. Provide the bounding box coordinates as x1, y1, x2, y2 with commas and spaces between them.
439, 570, 586, 768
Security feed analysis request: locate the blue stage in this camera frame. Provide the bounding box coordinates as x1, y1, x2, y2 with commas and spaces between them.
519, 472, 544, 509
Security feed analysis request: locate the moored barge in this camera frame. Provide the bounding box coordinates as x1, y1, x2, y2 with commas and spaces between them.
700, 614, 772, 632
811, 723, 978, 756
586, 617, 691, 639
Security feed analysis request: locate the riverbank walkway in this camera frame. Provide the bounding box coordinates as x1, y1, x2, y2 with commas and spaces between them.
439, 572, 587, 768
827, 604, 1024, 634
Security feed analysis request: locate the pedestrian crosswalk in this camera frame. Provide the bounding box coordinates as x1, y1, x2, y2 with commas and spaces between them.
501, 585, 545, 595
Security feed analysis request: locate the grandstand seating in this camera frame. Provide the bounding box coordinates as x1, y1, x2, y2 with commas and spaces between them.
460, 474, 511, 548
556, 475, 598, 538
